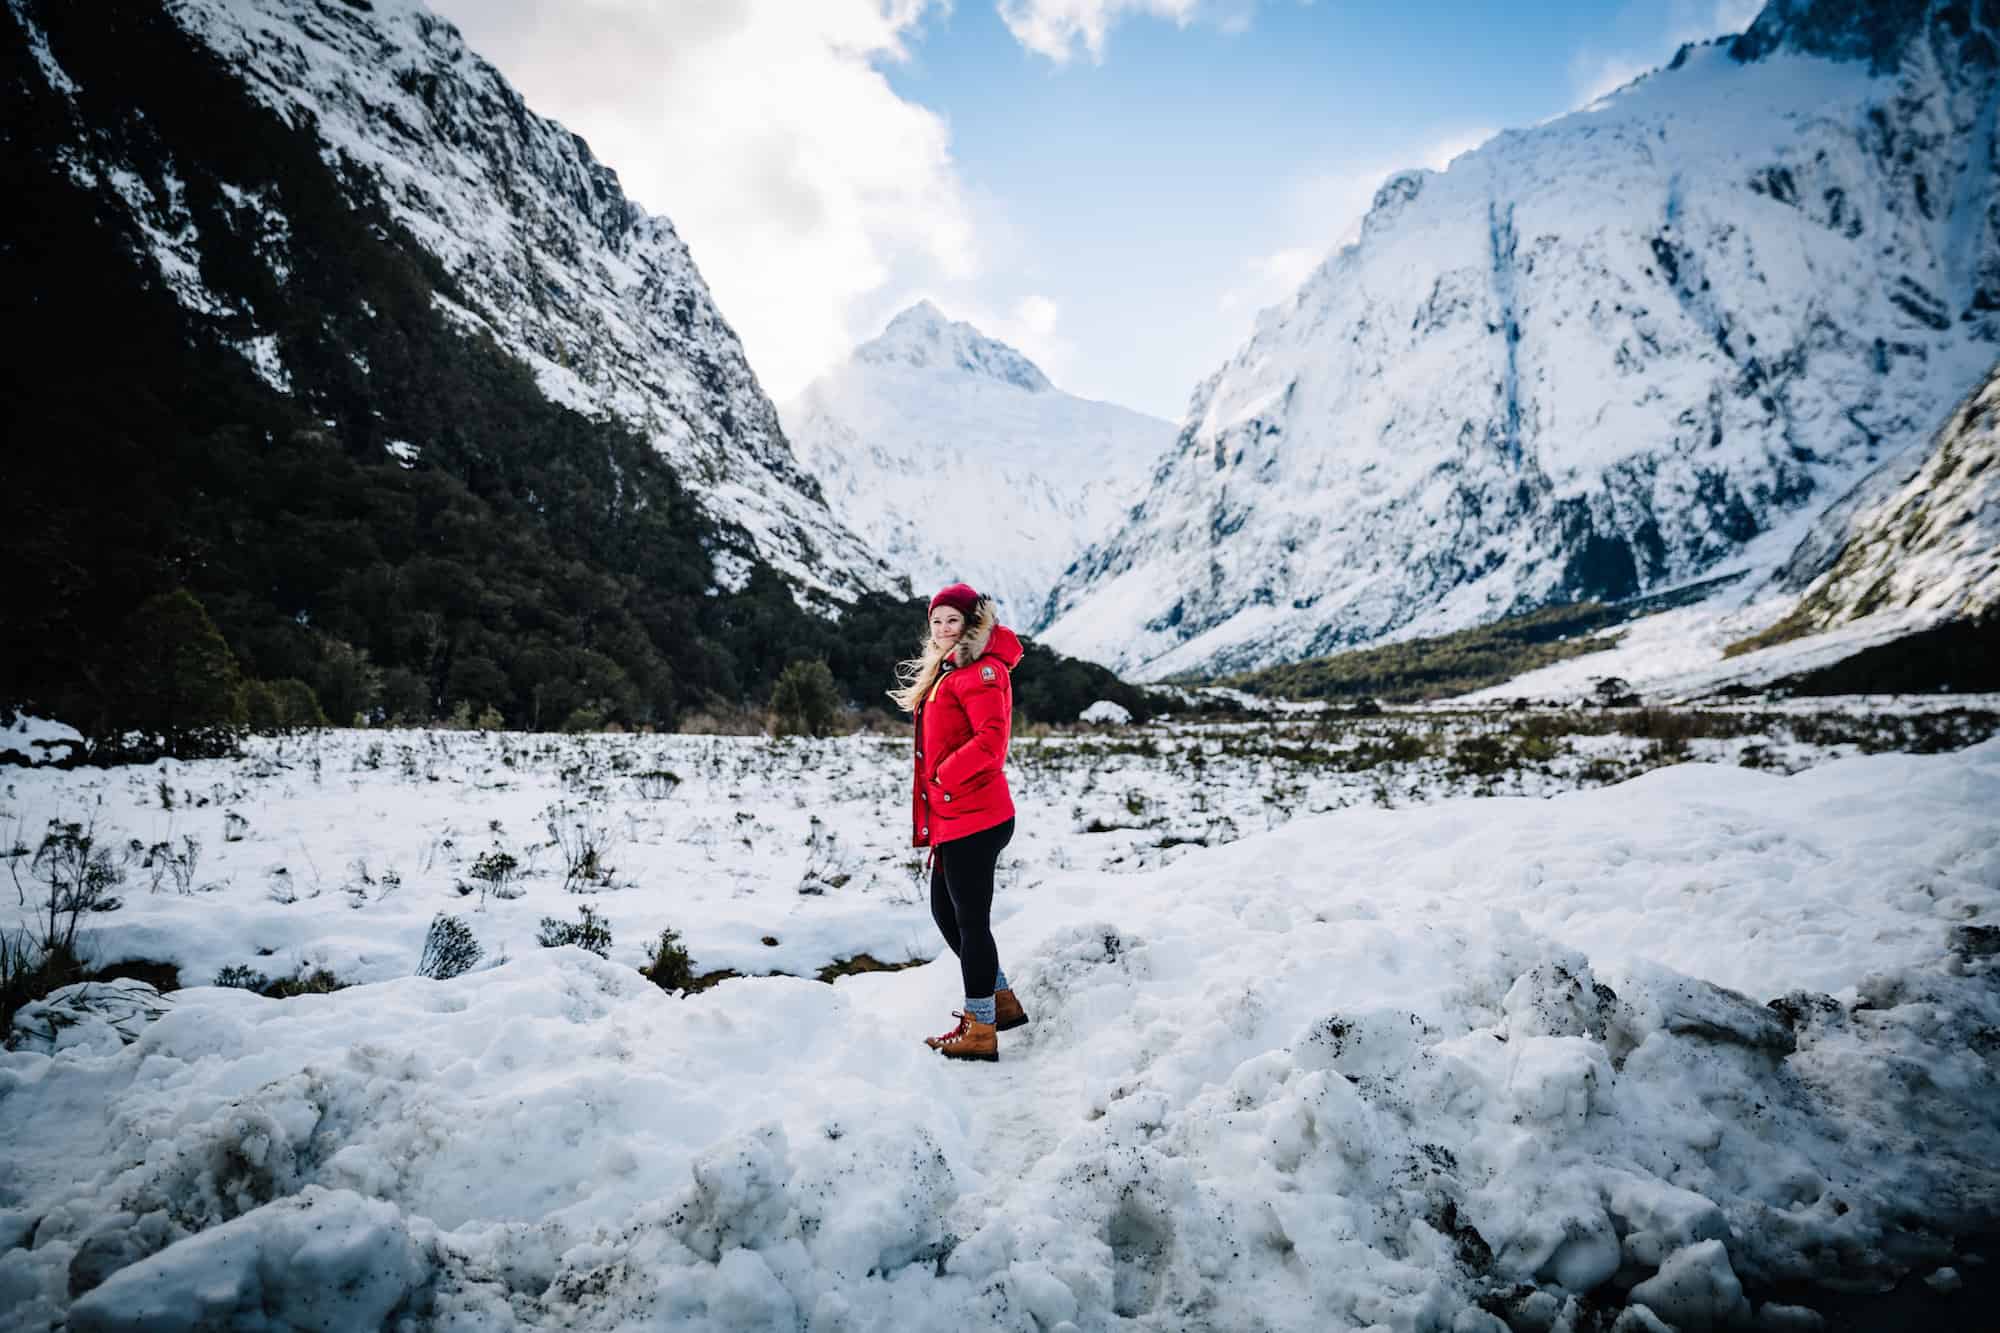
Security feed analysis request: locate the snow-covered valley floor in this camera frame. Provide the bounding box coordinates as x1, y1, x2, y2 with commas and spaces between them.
4, 708, 1999, 1330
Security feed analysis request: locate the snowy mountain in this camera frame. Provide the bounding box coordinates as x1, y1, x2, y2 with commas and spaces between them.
1039, 0, 2000, 680
52, 0, 898, 605
782, 302, 1175, 621
1771, 358, 2000, 633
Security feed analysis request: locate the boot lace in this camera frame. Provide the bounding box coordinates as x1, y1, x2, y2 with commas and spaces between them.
931, 1011, 969, 1045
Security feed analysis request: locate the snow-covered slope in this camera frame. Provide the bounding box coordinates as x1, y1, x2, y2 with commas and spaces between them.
1040, 0, 2000, 679
1776, 357, 2000, 630
1457, 361, 1999, 704
783, 302, 1174, 621
39, 0, 898, 604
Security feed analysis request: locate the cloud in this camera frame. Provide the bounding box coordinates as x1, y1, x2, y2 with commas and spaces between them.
1573, 53, 1656, 106
925, 290, 1079, 381
997, 0, 1208, 63
985, 293, 1078, 379
1220, 128, 1495, 315
1217, 246, 1322, 315
1009, 293, 1062, 341
428, 0, 980, 402
1569, 0, 1766, 108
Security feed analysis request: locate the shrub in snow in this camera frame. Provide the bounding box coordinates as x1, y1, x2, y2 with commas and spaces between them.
771, 659, 840, 738
545, 802, 618, 892
466, 849, 521, 902
643, 926, 696, 992
264, 966, 346, 998
1592, 675, 1640, 708
213, 964, 270, 991
634, 769, 682, 800
798, 814, 854, 895
1080, 699, 1132, 725
538, 904, 612, 958
28, 818, 125, 956
417, 914, 483, 980
137, 834, 202, 895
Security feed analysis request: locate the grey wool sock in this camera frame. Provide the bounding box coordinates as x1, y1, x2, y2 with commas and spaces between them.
966, 995, 997, 1025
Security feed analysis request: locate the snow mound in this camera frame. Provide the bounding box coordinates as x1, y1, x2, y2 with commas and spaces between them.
67, 1186, 429, 1332
0, 713, 83, 767
1078, 699, 1133, 725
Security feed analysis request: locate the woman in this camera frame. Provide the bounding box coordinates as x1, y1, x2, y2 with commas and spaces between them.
891, 582, 1028, 1062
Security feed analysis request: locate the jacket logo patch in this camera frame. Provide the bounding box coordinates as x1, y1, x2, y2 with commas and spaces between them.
981, 665, 996, 681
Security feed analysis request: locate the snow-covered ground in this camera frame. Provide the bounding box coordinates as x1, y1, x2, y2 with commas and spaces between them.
1458, 598, 1952, 705
4, 720, 1999, 1328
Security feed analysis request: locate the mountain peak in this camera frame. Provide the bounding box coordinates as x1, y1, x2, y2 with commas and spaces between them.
856, 302, 1052, 392
1729, 0, 1992, 72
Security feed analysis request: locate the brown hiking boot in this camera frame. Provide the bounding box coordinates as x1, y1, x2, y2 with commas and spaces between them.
923, 1012, 967, 1050
934, 1012, 998, 1062
993, 987, 1029, 1032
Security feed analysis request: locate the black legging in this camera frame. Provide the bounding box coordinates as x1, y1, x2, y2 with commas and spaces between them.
930, 817, 1015, 1000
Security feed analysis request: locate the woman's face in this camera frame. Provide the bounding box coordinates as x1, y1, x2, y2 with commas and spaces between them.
930, 606, 965, 649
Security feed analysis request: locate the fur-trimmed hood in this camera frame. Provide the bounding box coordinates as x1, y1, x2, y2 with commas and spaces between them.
947, 597, 1025, 672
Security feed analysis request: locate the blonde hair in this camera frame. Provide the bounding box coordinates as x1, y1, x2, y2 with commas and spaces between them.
888, 634, 951, 714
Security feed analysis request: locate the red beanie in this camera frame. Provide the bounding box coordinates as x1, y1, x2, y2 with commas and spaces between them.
928, 582, 980, 618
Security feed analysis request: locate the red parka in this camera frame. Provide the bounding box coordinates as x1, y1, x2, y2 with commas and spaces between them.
912, 607, 1024, 848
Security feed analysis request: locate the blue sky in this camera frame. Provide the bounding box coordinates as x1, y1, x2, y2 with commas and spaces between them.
437, 0, 1762, 419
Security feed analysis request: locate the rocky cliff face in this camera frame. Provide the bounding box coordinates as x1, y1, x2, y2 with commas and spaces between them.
782, 302, 1174, 621
86, 0, 898, 604
1038, 0, 2000, 679
1772, 358, 2000, 633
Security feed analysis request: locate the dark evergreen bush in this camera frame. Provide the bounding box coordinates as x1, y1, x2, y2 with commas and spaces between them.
771, 659, 840, 737
643, 926, 696, 992
115, 590, 246, 760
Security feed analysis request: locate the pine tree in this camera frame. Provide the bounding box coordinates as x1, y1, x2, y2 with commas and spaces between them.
771, 659, 840, 738
117, 589, 245, 758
